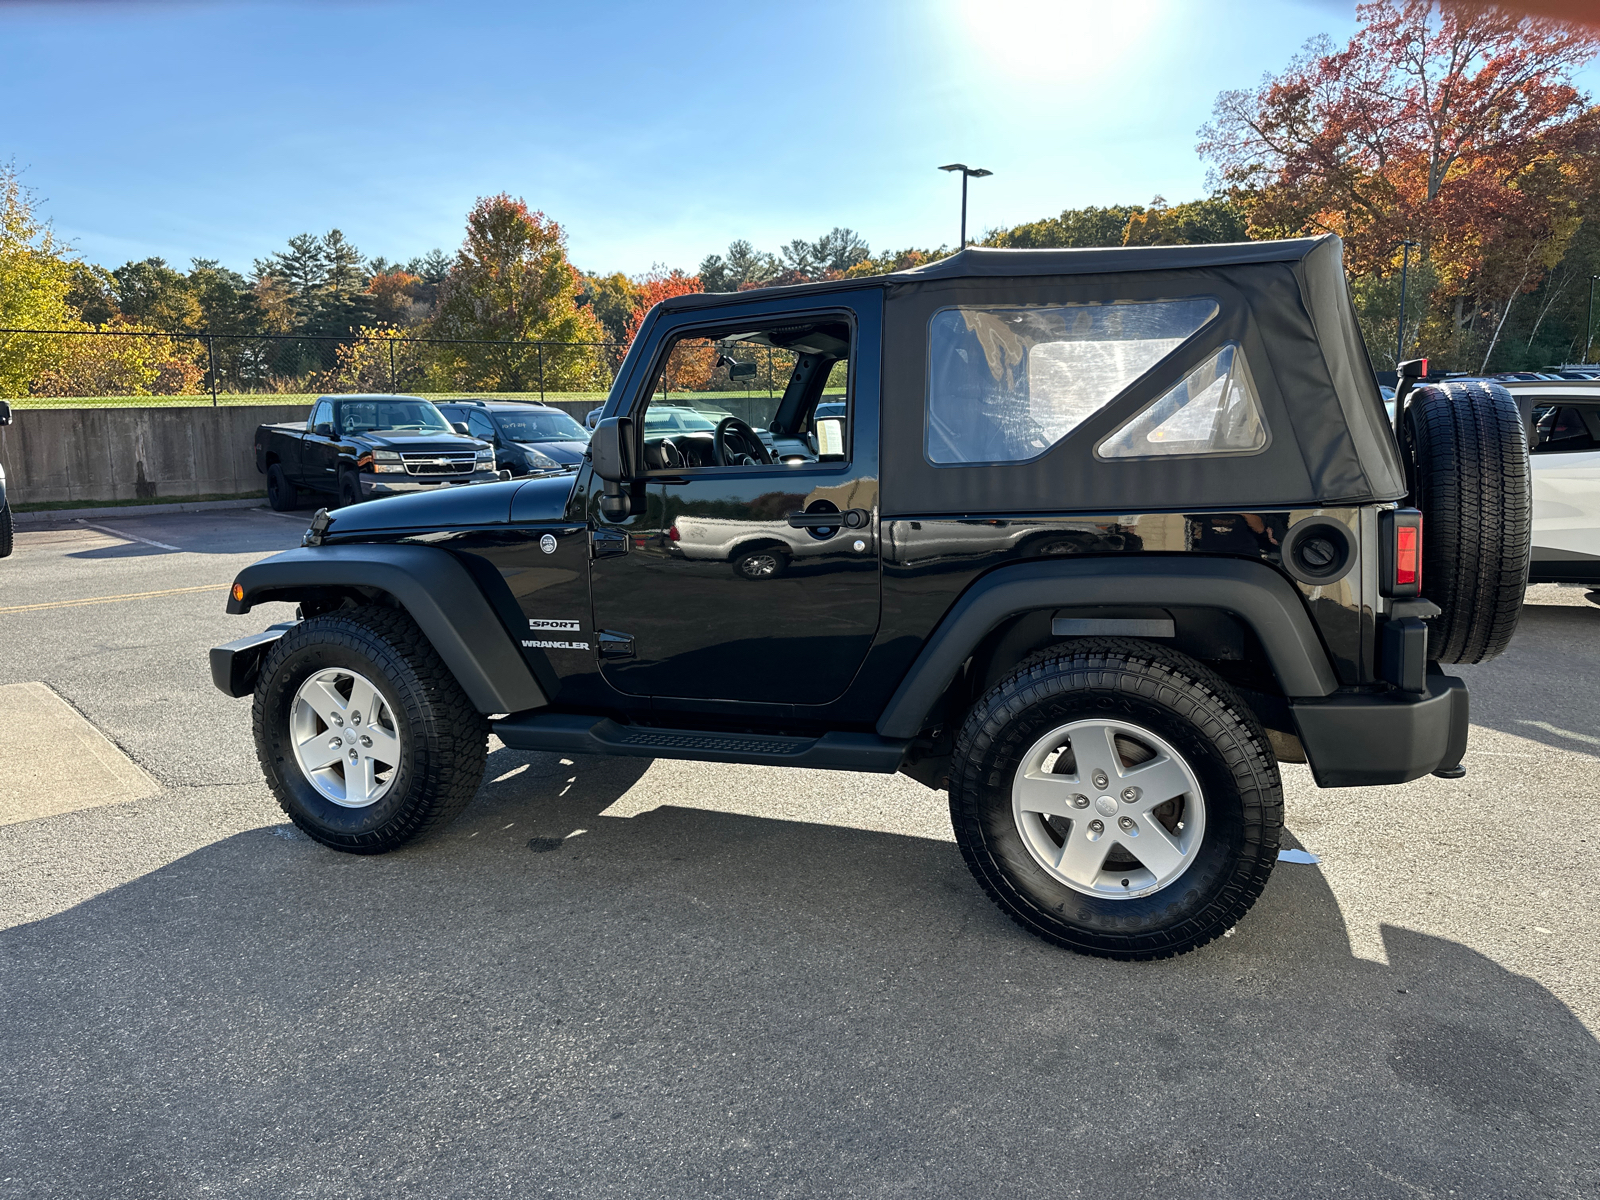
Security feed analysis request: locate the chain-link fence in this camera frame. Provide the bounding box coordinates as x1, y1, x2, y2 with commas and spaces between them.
0, 328, 629, 409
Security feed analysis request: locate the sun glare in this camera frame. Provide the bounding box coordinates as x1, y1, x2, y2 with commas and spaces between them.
948, 0, 1167, 83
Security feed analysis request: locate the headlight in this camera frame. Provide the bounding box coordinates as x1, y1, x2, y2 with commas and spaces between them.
372, 449, 401, 461
524, 447, 558, 469
364, 449, 405, 474
474, 449, 495, 469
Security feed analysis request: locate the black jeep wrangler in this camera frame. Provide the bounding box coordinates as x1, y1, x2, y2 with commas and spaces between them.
212, 237, 1530, 960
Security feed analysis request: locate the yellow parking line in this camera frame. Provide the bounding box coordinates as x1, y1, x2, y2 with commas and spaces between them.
0, 584, 228, 615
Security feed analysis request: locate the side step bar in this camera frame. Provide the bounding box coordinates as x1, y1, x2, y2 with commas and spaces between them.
493, 713, 909, 773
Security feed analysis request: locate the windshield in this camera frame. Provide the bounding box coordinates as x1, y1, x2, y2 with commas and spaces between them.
339, 400, 451, 435
644, 408, 719, 432
496, 409, 589, 442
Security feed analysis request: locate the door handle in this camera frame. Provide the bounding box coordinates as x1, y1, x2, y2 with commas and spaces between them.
787, 508, 870, 530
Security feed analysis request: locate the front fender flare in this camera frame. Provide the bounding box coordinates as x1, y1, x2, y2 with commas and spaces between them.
227, 544, 547, 715
875, 556, 1340, 740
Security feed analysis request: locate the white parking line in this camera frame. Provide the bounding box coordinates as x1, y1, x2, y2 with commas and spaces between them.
73, 520, 181, 551
248, 508, 314, 522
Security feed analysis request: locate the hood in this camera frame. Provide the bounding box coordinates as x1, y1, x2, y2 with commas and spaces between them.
358, 430, 487, 452
517, 439, 587, 465
321, 473, 579, 539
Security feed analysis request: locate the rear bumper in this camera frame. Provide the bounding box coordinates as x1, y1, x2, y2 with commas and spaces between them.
1290, 672, 1468, 787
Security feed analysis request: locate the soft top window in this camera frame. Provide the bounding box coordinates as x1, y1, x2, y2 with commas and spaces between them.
1098, 343, 1267, 460
925, 297, 1218, 465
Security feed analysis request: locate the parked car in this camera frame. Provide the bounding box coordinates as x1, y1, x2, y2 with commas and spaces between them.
434, 400, 589, 474
213, 236, 1529, 961
254, 394, 498, 510
1496, 379, 1600, 587
0, 400, 12, 558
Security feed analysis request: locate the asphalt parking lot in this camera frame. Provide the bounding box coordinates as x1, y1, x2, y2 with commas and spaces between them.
1, 507, 1598, 1199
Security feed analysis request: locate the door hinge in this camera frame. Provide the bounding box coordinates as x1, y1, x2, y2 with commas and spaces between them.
597, 630, 635, 658
590, 528, 628, 558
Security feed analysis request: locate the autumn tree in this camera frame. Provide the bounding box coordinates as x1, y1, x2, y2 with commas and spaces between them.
431, 194, 604, 391
0, 163, 80, 397
1199, 0, 1600, 368
113, 258, 203, 330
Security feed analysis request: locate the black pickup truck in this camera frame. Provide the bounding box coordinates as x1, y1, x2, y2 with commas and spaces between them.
214, 237, 1531, 960
255, 393, 500, 510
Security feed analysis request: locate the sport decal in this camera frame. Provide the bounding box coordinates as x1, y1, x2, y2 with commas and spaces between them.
528, 619, 581, 631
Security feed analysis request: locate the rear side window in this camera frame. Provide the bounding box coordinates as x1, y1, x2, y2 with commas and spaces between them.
1098, 342, 1267, 459
925, 298, 1218, 464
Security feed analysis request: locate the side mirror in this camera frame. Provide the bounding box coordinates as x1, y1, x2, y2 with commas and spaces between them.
314, 422, 333, 436
590, 417, 635, 484
0, 400, 12, 427
452, 422, 470, 435
590, 416, 635, 520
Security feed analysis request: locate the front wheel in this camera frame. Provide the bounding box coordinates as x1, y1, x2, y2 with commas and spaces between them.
337, 471, 363, 508
253, 606, 488, 853
948, 639, 1282, 960
0, 502, 11, 558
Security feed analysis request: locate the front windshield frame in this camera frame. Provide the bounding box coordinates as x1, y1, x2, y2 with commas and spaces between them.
338, 399, 452, 435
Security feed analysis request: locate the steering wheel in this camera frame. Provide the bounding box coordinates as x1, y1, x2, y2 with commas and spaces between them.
713, 416, 773, 467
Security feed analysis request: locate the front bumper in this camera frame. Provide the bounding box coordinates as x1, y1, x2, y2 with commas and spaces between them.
359, 469, 499, 498
1290, 672, 1469, 787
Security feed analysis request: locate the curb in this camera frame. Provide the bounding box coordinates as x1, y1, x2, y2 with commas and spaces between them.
14, 497, 279, 524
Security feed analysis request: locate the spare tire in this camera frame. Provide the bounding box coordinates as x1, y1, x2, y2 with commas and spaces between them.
1402, 380, 1530, 663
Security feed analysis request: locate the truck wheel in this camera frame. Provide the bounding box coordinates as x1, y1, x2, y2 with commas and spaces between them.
253, 606, 488, 854
1403, 380, 1530, 663
337, 471, 363, 507
266, 463, 298, 512
731, 544, 789, 580
947, 639, 1282, 961
0, 502, 12, 558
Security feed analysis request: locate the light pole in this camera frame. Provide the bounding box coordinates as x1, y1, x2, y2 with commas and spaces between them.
1396, 239, 1418, 367
939, 163, 992, 249
1587, 275, 1598, 364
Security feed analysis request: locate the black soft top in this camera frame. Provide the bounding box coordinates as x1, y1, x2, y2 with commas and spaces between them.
662, 235, 1405, 514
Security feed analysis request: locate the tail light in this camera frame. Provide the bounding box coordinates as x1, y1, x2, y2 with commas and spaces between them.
667, 525, 680, 541
1380, 508, 1423, 597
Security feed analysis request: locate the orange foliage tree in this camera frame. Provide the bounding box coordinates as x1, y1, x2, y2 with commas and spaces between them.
1199, 0, 1600, 368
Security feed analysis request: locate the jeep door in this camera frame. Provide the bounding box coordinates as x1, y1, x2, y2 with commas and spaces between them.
589, 295, 882, 706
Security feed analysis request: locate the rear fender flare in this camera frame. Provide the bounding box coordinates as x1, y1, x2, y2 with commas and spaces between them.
874, 556, 1340, 739
226, 544, 547, 715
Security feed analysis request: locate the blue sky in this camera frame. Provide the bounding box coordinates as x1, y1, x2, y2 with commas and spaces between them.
3, 0, 1593, 277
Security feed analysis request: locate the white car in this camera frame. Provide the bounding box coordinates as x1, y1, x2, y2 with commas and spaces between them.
1502, 379, 1600, 587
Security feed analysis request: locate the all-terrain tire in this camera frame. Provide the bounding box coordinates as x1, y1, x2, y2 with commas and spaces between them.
266, 463, 298, 512
948, 638, 1282, 961
253, 605, 487, 853
1403, 381, 1530, 663
0, 502, 12, 558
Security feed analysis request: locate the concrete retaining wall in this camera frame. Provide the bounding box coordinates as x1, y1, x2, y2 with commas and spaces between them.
0, 404, 310, 506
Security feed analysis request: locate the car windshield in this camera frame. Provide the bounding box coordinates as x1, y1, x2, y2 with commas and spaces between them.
644, 408, 720, 432
495, 409, 589, 442
339, 400, 451, 434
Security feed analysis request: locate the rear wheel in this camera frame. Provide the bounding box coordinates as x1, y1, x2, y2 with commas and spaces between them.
731, 544, 788, 580
948, 639, 1281, 960
0, 501, 12, 558
266, 463, 298, 512
253, 606, 487, 853
1403, 380, 1530, 663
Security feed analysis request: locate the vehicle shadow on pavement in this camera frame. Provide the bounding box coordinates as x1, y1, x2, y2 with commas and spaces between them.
2, 746, 1596, 1199
1459, 599, 1600, 759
